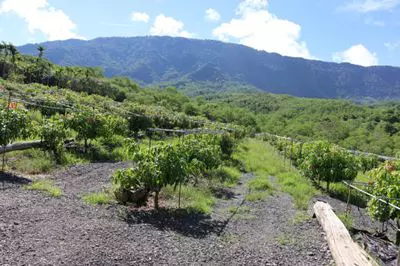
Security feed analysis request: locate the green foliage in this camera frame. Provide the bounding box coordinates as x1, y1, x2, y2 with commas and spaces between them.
368, 162, 400, 223
338, 213, 354, 230
66, 109, 105, 151
245, 191, 270, 202
239, 139, 318, 209
299, 141, 358, 191
219, 134, 237, 158
83, 192, 113, 205
25, 180, 62, 197
112, 135, 224, 209
162, 185, 215, 214
358, 154, 380, 173
39, 115, 68, 162
248, 178, 272, 191
5, 149, 56, 174
0, 109, 29, 146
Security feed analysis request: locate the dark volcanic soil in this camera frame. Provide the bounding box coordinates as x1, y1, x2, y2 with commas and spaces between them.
0, 163, 332, 265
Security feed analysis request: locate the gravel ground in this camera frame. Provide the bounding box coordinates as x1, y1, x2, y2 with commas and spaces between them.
1, 163, 332, 265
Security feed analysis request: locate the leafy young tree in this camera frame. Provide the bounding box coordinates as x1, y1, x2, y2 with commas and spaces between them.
0, 109, 29, 147
67, 109, 105, 152
300, 141, 358, 191
367, 161, 400, 245
40, 115, 68, 163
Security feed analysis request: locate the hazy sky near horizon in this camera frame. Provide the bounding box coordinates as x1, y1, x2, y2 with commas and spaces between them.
0, 0, 399, 67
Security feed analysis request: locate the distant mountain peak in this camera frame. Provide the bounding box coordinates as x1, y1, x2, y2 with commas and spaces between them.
18, 36, 400, 99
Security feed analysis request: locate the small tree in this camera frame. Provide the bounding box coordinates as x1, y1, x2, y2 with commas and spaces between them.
127, 114, 153, 137
300, 141, 358, 191
367, 161, 400, 245
0, 109, 29, 147
40, 115, 68, 163
67, 109, 105, 153
219, 133, 237, 158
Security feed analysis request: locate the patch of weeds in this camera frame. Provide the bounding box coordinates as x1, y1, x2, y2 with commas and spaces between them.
237, 139, 318, 210
248, 178, 272, 191
227, 205, 256, 220
25, 180, 62, 197
323, 181, 368, 208
83, 192, 114, 205
276, 234, 295, 246
245, 191, 270, 202
60, 152, 89, 166
209, 166, 241, 187
162, 185, 216, 214
338, 213, 353, 230
5, 149, 56, 174
291, 211, 311, 225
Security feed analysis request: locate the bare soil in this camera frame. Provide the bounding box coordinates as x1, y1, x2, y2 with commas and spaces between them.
1, 163, 333, 265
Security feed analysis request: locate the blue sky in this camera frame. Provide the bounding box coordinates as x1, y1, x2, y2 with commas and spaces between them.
0, 0, 399, 67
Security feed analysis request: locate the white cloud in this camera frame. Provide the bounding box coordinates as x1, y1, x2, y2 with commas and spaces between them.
212, 0, 312, 59
333, 44, 378, 66
364, 17, 385, 26
131, 12, 149, 23
150, 14, 194, 38
0, 0, 84, 41
205, 8, 220, 22
385, 41, 400, 50
341, 0, 400, 12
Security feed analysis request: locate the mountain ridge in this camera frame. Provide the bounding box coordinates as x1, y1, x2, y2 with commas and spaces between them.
18, 36, 400, 99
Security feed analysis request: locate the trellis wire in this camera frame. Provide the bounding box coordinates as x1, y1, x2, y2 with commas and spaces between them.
256, 132, 398, 162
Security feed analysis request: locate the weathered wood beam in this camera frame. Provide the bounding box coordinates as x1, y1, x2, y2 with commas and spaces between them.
313, 201, 378, 266
0, 140, 43, 154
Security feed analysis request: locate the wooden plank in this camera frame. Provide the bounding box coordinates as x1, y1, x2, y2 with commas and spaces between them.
313, 201, 378, 266
0, 140, 42, 154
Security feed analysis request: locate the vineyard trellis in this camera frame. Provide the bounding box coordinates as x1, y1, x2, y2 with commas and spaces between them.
0, 88, 240, 171
256, 132, 398, 162
259, 132, 400, 245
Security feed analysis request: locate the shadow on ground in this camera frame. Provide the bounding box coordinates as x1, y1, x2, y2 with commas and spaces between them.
211, 187, 236, 200
123, 208, 226, 239
0, 172, 31, 189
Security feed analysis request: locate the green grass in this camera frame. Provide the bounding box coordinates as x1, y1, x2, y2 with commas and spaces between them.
25, 180, 62, 197
83, 192, 114, 205
245, 191, 270, 202
338, 213, 353, 230
207, 165, 242, 187
291, 211, 311, 225
248, 178, 272, 190
237, 139, 317, 208
320, 171, 373, 208
234, 139, 274, 201
5, 149, 56, 174
162, 185, 216, 214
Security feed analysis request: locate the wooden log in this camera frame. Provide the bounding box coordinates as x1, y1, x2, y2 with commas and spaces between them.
0, 140, 42, 154
314, 201, 378, 266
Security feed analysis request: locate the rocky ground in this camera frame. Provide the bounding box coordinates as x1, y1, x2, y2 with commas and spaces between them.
0, 162, 333, 265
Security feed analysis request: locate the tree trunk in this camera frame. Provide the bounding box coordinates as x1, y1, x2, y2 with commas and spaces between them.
84, 139, 88, 153
178, 183, 182, 208
154, 191, 160, 209
327, 180, 330, 192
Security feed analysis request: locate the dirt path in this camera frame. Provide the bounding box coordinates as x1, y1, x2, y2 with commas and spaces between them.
0, 163, 332, 265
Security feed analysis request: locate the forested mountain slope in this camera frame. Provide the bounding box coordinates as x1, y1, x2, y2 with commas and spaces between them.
18, 36, 400, 99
